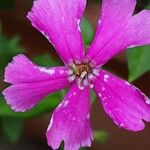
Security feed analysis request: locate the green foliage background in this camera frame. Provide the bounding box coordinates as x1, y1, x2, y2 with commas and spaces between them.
0, 0, 150, 145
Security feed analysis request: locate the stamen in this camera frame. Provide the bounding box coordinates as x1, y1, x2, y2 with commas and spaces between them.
146, 97, 150, 105
88, 73, 94, 80
68, 75, 76, 82
92, 68, 99, 76
67, 70, 74, 75
80, 71, 87, 79
89, 60, 97, 67
74, 58, 81, 64
83, 77, 89, 86
77, 78, 84, 90
68, 59, 74, 67
68, 62, 101, 89
90, 84, 94, 89
83, 57, 90, 63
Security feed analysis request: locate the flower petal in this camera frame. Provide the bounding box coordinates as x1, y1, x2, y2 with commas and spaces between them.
27, 0, 86, 65
86, 0, 150, 66
46, 83, 93, 150
3, 54, 70, 112
92, 70, 150, 131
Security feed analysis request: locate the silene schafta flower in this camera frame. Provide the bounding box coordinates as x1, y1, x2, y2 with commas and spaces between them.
2, 0, 150, 149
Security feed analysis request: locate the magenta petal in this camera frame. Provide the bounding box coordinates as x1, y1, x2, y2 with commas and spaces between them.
121, 10, 150, 47
3, 54, 70, 112
46, 83, 93, 150
87, 0, 150, 66
27, 0, 86, 65
92, 70, 150, 131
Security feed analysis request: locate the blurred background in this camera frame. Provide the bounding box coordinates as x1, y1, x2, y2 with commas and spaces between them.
0, 0, 150, 149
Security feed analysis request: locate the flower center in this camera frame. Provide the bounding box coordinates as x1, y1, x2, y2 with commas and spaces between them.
68, 63, 100, 90
73, 64, 92, 77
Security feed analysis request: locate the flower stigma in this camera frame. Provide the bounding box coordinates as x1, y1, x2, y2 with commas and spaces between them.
68, 62, 100, 90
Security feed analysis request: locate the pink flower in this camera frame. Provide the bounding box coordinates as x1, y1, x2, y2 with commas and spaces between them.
2, 0, 150, 149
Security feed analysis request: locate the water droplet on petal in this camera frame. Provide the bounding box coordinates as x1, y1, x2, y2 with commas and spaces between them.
102, 87, 105, 91
146, 98, 150, 105
98, 93, 102, 98
73, 92, 77, 96
90, 84, 94, 89
47, 115, 54, 131
86, 114, 90, 119
120, 123, 125, 127
68, 75, 76, 82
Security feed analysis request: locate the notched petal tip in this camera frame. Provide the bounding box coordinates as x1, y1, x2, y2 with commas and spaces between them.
4, 54, 35, 85
3, 54, 70, 113
4, 54, 26, 84
46, 83, 93, 150
2, 89, 25, 112
92, 69, 150, 132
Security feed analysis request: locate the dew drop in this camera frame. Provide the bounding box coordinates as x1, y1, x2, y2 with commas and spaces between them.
120, 123, 125, 127
98, 93, 102, 97
90, 84, 94, 89
39, 67, 55, 75
102, 87, 105, 91
146, 99, 150, 105
86, 114, 90, 119
60, 70, 64, 74
63, 100, 69, 107
98, 19, 102, 25
47, 116, 54, 131
73, 92, 77, 96
77, 19, 81, 32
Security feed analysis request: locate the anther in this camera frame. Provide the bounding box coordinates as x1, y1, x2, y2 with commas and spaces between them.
90, 84, 94, 89
88, 73, 94, 80
67, 70, 73, 75
77, 78, 84, 90
83, 78, 89, 86
92, 68, 99, 76
68, 75, 76, 82
80, 71, 87, 79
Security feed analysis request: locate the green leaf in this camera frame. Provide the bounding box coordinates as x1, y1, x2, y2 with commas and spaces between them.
81, 17, 94, 46
90, 90, 97, 104
0, 91, 62, 119
0, 37, 63, 118
33, 53, 60, 67
0, 33, 24, 73
1, 117, 24, 143
145, 2, 150, 9
0, 19, 94, 120
127, 45, 150, 82
80, 148, 88, 150
0, 0, 16, 10
94, 130, 109, 144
